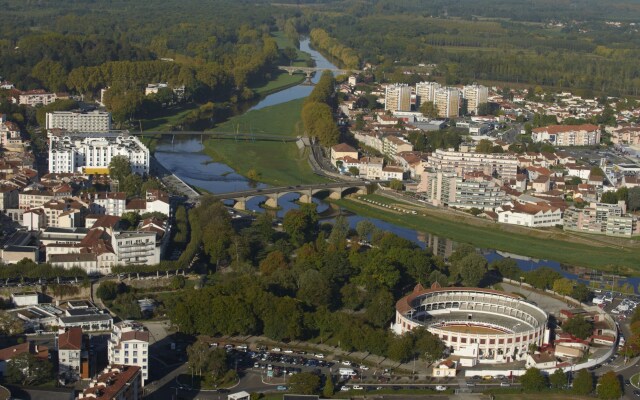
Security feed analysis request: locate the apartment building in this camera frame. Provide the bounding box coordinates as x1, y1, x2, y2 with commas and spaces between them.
563, 201, 639, 237
417, 169, 507, 210
434, 87, 460, 118
46, 111, 112, 132
462, 83, 489, 115
382, 135, 413, 157
384, 84, 411, 112
426, 149, 519, 180
58, 327, 88, 382
610, 126, 640, 146
108, 321, 149, 384
90, 192, 127, 216
49, 134, 149, 175
415, 81, 440, 106
19, 186, 71, 210
18, 90, 57, 107
77, 365, 142, 400
531, 124, 601, 146
497, 202, 563, 227
112, 231, 160, 266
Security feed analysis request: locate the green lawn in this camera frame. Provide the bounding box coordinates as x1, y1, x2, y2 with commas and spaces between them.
335, 197, 640, 273
203, 98, 328, 186
251, 71, 305, 96
140, 103, 199, 132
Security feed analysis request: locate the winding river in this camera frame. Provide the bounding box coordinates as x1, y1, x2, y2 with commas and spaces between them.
154, 39, 638, 290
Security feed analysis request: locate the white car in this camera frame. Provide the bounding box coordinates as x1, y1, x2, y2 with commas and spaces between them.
360, 365, 369, 370
341, 360, 352, 366
435, 385, 447, 391
272, 347, 281, 352
352, 385, 364, 390
315, 353, 325, 359
340, 386, 351, 392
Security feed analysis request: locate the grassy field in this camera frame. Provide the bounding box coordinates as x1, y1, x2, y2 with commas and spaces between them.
203, 98, 328, 186
336, 196, 640, 273
252, 71, 304, 96
140, 103, 199, 132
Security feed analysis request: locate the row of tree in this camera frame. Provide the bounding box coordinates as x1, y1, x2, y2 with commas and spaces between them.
301, 71, 340, 146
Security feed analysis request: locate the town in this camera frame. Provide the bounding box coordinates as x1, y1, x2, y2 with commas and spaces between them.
1, 1, 640, 400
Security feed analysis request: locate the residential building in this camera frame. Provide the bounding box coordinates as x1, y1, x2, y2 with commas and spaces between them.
0, 342, 48, 376
384, 84, 411, 112
58, 301, 113, 332
18, 90, 57, 107
11, 292, 39, 307
49, 133, 149, 175
91, 192, 127, 216
358, 157, 384, 179
58, 327, 87, 382
112, 231, 160, 266
382, 135, 413, 157
144, 190, 170, 216
108, 321, 149, 384
415, 81, 440, 107
77, 365, 142, 400
144, 83, 168, 95
417, 169, 457, 206
417, 170, 507, 210
46, 111, 112, 132
426, 149, 519, 180
330, 143, 358, 166
610, 126, 640, 146
0, 120, 21, 148
531, 124, 601, 146
434, 87, 460, 118
0, 184, 19, 212
497, 202, 563, 227
462, 84, 488, 115
381, 166, 405, 180
564, 201, 639, 237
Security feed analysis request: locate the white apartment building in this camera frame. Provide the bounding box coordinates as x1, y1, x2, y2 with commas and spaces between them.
417, 169, 508, 210
46, 111, 112, 132
112, 231, 160, 266
415, 81, 441, 106
564, 201, 639, 236
531, 124, 601, 146
108, 321, 149, 384
90, 192, 127, 216
382, 135, 413, 157
18, 90, 57, 106
426, 149, 519, 180
384, 84, 412, 112
497, 202, 563, 227
462, 84, 488, 115
49, 134, 149, 175
434, 87, 460, 118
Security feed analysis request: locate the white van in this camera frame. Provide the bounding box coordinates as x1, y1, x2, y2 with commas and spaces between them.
592, 296, 605, 305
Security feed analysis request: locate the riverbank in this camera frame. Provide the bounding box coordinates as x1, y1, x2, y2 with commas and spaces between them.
203, 98, 327, 186
334, 195, 640, 274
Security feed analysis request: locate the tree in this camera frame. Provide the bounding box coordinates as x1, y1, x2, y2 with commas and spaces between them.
552, 278, 574, 296
521, 367, 547, 391
0, 311, 24, 336
549, 368, 567, 389
451, 253, 487, 287
628, 187, 640, 211
389, 179, 403, 190
288, 372, 321, 395
122, 173, 143, 197
571, 283, 592, 303
283, 206, 318, 246
365, 289, 395, 328
109, 155, 132, 183
187, 340, 211, 376
419, 101, 438, 118
413, 328, 445, 364
96, 280, 120, 301
259, 250, 288, 276
170, 275, 186, 290
573, 369, 594, 395
387, 333, 414, 362
563, 316, 593, 339
297, 270, 332, 308
348, 166, 360, 176
475, 139, 494, 153
600, 191, 618, 204
356, 220, 376, 241
597, 371, 621, 400
525, 266, 562, 289
328, 215, 349, 247
5, 352, 54, 386
490, 258, 521, 280
322, 373, 334, 397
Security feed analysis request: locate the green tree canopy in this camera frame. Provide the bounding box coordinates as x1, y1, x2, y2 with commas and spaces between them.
521, 367, 547, 391
597, 371, 622, 400
573, 369, 594, 395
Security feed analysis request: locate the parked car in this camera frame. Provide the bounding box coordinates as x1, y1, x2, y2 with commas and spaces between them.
276, 386, 287, 391
353, 385, 364, 390
500, 382, 511, 387
435, 385, 447, 391
340, 386, 351, 392
315, 353, 324, 359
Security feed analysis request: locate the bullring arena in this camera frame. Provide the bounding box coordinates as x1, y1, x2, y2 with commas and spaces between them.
392, 284, 550, 364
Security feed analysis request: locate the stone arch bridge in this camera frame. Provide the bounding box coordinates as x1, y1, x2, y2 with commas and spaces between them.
277, 66, 362, 79
210, 182, 374, 210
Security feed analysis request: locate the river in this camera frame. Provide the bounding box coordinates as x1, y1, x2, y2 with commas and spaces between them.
153, 39, 638, 290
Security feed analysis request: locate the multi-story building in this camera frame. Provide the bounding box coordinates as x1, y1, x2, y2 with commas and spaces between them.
49, 133, 149, 175
462, 83, 488, 115
112, 231, 160, 266
19, 186, 71, 210
108, 321, 149, 384
384, 84, 411, 112
77, 365, 142, 400
415, 81, 441, 107
417, 169, 457, 206
434, 87, 460, 118
0, 184, 19, 212
58, 327, 88, 382
610, 126, 640, 146
426, 149, 519, 180
382, 135, 413, 157
497, 202, 563, 227
417, 169, 507, 210
46, 111, 112, 132
531, 124, 601, 146
18, 90, 57, 107
90, 192, 127, 216
563, 201, 639, 237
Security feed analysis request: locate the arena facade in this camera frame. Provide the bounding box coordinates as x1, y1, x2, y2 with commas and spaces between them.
392, 284, 549, 364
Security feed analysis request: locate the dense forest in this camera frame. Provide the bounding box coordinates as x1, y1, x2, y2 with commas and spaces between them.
290, 0, 640, 96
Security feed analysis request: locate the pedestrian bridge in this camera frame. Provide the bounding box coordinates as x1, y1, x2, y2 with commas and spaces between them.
210, 182, 374, 210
